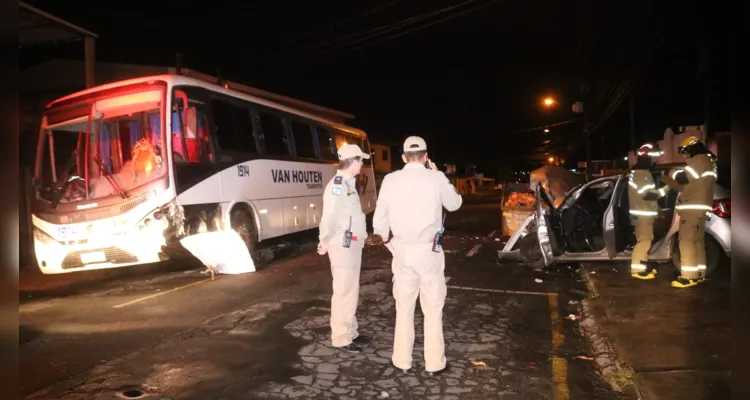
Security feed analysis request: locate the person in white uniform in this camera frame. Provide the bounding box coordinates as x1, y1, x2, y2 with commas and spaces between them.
373, 136, 463, 376
318, 144, 371, 353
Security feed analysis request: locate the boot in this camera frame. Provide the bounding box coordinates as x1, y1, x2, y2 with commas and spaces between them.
632, 261, 657, 280
671, 276, 700, 288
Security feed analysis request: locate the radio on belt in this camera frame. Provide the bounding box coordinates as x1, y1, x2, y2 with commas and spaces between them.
343, 216, 353, 248
432, 213, 446, 252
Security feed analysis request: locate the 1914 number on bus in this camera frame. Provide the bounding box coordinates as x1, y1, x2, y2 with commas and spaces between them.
237, 164, 250, 177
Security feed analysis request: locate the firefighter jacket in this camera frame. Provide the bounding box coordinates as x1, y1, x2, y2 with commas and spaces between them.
673, 154, 717, 212
627, 169, 667, 217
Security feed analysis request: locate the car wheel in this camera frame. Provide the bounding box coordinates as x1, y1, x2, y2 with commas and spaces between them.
670, 234, 724, 277
230, 207, 269, 267
520, 232, 545, 270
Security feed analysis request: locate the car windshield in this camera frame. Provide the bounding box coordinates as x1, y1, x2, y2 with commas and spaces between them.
557, 179, 615, 209
37, 92, 165, 205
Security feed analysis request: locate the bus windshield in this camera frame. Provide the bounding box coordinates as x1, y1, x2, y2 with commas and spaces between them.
37, 91, 166, 206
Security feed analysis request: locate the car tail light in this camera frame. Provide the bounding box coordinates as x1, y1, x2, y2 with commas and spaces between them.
712, 199, 730, 218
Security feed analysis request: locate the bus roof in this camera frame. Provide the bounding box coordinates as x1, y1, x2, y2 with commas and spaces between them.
46, 74, 367, 138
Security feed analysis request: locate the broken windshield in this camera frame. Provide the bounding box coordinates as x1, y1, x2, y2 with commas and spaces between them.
37, 96, 166, 205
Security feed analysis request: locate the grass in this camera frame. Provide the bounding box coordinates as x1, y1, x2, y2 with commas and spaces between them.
610, 366, 637, 390
577, 265, 600, 299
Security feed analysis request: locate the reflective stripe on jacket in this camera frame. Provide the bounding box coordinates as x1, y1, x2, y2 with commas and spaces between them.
627, 169, 666, 217
674, 154, 717, 212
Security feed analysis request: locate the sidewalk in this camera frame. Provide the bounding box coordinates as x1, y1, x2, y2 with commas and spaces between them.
580, 261, 730, 400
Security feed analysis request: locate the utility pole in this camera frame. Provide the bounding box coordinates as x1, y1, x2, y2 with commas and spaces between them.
629, 91, 636, 154
701, 36, 711, 138
581, 83, 592, 181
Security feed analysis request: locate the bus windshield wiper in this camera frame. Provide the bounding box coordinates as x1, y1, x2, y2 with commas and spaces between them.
91, 154, 130, 199
51, 148, 80, 209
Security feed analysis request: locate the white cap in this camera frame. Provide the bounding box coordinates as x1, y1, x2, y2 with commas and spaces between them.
337, 143, 370, 160
403, 136, 427, 152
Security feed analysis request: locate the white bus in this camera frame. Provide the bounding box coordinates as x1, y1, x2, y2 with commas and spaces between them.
31, 73, 377, 274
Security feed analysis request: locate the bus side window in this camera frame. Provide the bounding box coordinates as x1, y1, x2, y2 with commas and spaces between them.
332, 131, 369, 164
171, 111, 187, 163
290, 119, 316, 159
333, 131, 348, 153
210, 99, 258, 153
258, 111, 289, 156
173, 105, 214, 164
315, 126, 337, 161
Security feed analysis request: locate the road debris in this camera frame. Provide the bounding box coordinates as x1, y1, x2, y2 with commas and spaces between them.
576, 355, 594, 361
180, 230, 255, 278
467, 244, 483, 257
534, 278, 543, 283
471, 360, 488, 367
568, 314, 580, 321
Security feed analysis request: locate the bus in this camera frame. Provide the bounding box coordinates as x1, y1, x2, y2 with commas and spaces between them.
31, 73, 376, 274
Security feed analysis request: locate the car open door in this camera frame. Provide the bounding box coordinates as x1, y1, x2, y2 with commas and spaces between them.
602, 176, 628, 258
535, 185, 559, 267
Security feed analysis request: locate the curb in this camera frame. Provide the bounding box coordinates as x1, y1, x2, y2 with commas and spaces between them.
577, 264, 642, 397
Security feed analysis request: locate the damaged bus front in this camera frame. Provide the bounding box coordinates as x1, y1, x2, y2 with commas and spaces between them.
31, 80, 175, 274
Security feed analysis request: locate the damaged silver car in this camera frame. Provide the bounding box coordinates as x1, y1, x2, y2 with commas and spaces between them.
498, 165, 731, 276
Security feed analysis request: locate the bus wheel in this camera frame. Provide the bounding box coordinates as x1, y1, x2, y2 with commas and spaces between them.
230, 208, 265, 266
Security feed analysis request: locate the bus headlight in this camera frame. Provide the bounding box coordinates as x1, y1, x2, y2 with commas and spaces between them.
33, 227, 55, 244
137, 213, 167, 233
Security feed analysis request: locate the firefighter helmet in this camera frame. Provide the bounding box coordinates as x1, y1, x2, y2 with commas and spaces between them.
637, 142, 663, 157
678, 136, 702, 156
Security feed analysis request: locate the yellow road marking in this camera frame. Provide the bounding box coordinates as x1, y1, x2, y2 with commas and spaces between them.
548, 293, 570, 400
112, 277, 214, 309
447, 285, 554, 296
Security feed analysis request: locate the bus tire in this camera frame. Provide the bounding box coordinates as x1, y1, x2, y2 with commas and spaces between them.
230, 207, 265, 266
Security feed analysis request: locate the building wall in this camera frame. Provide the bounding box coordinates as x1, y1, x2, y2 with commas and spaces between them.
370, 144, 392, 175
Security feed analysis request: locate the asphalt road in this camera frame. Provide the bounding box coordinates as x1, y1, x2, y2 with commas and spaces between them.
20, 192, 623, 400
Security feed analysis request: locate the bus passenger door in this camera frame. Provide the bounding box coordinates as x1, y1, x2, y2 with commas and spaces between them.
171, 88, 220, 205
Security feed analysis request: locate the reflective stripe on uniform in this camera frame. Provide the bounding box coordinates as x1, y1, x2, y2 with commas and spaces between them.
629, 210, 658, 216
631, 264, 647, 271
681, 266, 699, 272
672, 169, 684, 179
657, 187, 667, 197
698, 265, 706, 270
628, 180, 638, 189
676, 204, 712, 211
701, 171, 717, 179
684, 166, 700, 179
637, 184, 655, 194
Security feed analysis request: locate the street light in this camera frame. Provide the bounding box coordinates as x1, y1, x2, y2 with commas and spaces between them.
544, 129, 550, 133
543, 97, 557, 107
548, 156, 555, 163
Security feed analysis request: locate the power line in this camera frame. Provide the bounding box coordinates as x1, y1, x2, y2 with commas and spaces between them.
266, 0, 502, 75
590, 79, 634, 132
501, 120, 577, 136
261, 0, 486, 68
256, 1, 455, 65
257, 0, 408, 61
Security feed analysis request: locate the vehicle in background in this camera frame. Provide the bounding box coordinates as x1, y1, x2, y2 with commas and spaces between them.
498, 164, 730, 276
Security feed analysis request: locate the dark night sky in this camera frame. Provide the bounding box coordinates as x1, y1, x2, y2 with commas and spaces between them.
22, 0, 729, 175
